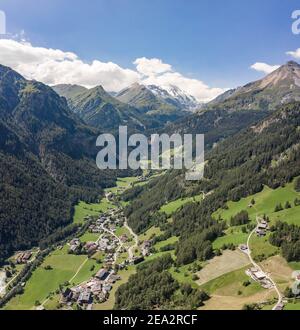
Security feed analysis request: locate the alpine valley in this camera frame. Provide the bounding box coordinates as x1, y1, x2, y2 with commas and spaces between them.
1, 61, 300, 311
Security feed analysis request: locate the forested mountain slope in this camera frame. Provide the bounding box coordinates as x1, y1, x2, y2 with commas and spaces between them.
53, 84, 147, 132
165, 61, 300, 148
0, 65, 128, 263
125, 102, 300, 265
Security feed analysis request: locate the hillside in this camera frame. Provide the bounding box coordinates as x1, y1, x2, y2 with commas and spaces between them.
53, 84, 147, 132
116, 83, 189, 125
0, 65, 129, 263
206, 61, 300, 112
124, 101, 300, 265
163, 62, 300, 149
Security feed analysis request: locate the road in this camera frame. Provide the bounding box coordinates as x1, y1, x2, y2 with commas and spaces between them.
1, 251, 39, 298
246, 211, 283, 310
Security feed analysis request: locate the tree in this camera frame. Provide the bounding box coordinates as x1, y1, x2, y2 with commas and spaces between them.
230, 210, 249, 226
285, 201, 292, 209
294, 177, 300, 192
274, 203, 283, 212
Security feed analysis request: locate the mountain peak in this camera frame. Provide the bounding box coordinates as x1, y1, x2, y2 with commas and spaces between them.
286, 60, 299, 67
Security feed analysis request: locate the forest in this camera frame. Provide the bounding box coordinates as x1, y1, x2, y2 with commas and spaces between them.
124, 102, 300, 266
115, 254, 209, 310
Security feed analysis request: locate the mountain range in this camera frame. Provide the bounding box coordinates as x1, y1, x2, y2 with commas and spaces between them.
166, 61, 300, 148
0, 65, 131, 263
1, 60, 300, 265
54, 82, 197, 131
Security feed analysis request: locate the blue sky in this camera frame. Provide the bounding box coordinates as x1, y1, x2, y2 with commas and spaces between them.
0, 0, 299, 100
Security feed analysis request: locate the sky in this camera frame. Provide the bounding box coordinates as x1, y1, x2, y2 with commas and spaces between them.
0, 0, 300, 101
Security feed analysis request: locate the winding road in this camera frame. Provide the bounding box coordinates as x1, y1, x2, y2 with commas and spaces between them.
246, 212, 283, 310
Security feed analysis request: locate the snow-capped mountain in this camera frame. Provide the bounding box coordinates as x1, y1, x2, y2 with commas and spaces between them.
146, 84, 201, 111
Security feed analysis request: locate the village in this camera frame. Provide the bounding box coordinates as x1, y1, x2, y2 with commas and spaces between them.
59, 201, 153, 310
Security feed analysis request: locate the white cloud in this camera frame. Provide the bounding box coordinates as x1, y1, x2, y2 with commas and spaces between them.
286, 48, 300, 59
134, 57, 172, 76
250, 62, 280, 75
0, 39, 140, 91
0, 39, 226, 102
134, 57, 225, 102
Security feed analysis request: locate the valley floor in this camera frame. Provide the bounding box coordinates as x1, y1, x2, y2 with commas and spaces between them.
1, 175, 300, 310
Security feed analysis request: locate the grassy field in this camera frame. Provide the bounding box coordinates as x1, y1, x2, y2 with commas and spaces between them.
212, 180, 300, 261
4, 196, 115, 310
105, 177, 140, 194
73, 199, 114, 224
138, 226, 163, 242
196, 250, 250, 286
159, 194, 203, 216
213, 230, 249, 250
4, 246, 88, 310
200, 267, 264, 298
169, 265, 199, 288
115, 226, 131, 238
289, 261, 300, 270
4, 245, 104, 310
284, 301, 300, 310
249, 233, 280, 261
153, 236, 179, 251
213, 181, 300, 226
79, 232, 100, 243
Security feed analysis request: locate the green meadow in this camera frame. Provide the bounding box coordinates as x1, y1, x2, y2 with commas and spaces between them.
159, 194, 203, 216
213, 230, 249, 250
105, 176, 140, 194
213, 181, 300, 226
138, 226, 163, 242
73, 199, 114, 224
200, 267, 263, 297
212, 180, 300, 253
154, 236, 179, 250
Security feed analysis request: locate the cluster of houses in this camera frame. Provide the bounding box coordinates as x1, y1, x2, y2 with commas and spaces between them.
16, 251, 32, 264
60, 268, 121, 308
141, 240, 152, 257
61, 203, 154, 309
246, 267, 273, 289
68, 234, 120, 256
256, 219, 269, 237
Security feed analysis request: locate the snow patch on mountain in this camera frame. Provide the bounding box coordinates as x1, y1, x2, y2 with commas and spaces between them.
146, 84, 201, 111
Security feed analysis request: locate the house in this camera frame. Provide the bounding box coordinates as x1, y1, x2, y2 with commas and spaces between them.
84, 242, 98, 254
120, 234, 128, 243
274, 302, 284, 311
60, 288, 73, 304
16, 252, 32, 264
89, 282, 102, 295
102, 284, 112, 294
69, 244, 80, 253
78, 290, 92, 304
70, 238, 80, 246
108, 274, 121, 283
106, 192, 115, 201
97, 292, 108, 303
258, 223, 268, 230
95, 268, 109, 281
256, 229, 266, 237
252, 269, 266, 281
239, 244, 248, 252
132, 256, 145, 265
